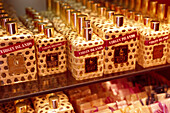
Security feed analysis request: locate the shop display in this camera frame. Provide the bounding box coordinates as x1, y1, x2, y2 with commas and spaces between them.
35, 26, 67, 76
15, 0, 169, 80
65, 76, 170, 113
0, 73, 170, 113
0, 0, 37, 87
137, 1, 169, 68
0, 20, 37, 86
70, 23, 104, 80
156, 4, 170, 64
19, 8, 67, 77
92, 14, 137, 74
0, 0, 169, 113
137, 20, 168, 68
66, 11, 80, 72
50, 0, 138, 75
44, 0, 105, 80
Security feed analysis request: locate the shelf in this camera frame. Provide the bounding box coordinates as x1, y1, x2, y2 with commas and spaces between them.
0, 63, 170, 103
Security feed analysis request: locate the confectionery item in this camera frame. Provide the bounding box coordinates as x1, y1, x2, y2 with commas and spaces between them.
137, 91, 148, 99
119, 89, 132, 100
128, 108, 140, 113
157, 93, 166, 101
107, 102, 118, 111
96, 109, 112, 113
69, 88, 91, 103
113, 110, 122, 113
76, 94, 98, 112
83, 104, 108, 113
116, 100, 127, 110
126, 94, 138, 105
0, 21, 37, 86
139, 106, 151, 113
80, 98, 105, 113
160, 98, 170, 112
132, 100, 143, 108
148, 102, 166, 113
122, 105, 135, 113
98, 91, 116, 104
67, 86, 92, 109
141, 97, 147, 106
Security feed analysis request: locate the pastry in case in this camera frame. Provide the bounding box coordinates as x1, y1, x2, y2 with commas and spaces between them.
32, 92, 75, 113
35, 26, 67, 76
137, 20, 169, 68
80, 98, 118, 113
69, 88, 92, 104
92, 14, 137, 74
76, 94, 98, 112
83, 104, 109, 113
0, 21, 37, 86
78, 98, 104, 113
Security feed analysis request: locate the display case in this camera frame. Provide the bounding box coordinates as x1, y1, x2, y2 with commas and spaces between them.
0, 0, 169, 107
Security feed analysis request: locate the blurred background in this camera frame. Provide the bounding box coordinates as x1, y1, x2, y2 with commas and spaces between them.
4, 0, 170, 16
4, 0, 46, 16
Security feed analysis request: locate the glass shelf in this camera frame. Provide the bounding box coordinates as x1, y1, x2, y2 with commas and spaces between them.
0, 63, 170, 103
